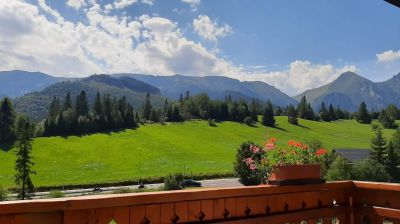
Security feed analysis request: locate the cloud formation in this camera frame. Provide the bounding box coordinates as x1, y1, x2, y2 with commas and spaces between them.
181, 0, 200, 11
193, 15, 233, 42
0, 0, 357, 95
377, 49, 400, 63
114, 0, 138, 9
66, 0, 86, 10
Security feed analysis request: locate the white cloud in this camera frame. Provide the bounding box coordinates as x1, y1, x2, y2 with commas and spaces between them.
114, 0, 138, 9
181, 0, 200, 11
229, 61, 357, 96
66, 0, 86, 10
0, 0, 357, 95
37, 0, 65, 24
377, 49, 400, 63
193, 15, 233, 42
142, 0, 154, 5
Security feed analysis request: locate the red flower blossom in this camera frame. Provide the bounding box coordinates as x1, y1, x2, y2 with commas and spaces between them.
316, 148, 327, 156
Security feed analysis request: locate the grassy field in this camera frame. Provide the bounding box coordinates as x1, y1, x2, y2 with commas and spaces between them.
0, 116, 398, 188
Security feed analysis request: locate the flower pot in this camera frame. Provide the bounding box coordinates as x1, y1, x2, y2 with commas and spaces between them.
268, 164, 325, 186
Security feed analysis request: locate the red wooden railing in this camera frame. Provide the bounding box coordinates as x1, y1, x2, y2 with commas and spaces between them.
0, 181, 399, 224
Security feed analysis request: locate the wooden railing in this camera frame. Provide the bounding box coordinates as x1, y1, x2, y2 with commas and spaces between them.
0, 181, 399, 224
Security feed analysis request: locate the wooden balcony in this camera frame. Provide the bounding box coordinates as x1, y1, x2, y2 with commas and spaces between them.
0, 181, 399, 224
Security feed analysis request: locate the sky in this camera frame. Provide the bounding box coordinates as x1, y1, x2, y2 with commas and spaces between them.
0, 0, 399, 96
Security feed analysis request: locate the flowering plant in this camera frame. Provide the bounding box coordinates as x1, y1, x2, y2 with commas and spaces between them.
243, 137, 328, 178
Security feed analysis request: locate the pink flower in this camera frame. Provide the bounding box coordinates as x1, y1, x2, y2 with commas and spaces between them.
250, 145, 260, 153
244, 157, 254, 165
265, 142, 275, 151
249, 164, 257, 171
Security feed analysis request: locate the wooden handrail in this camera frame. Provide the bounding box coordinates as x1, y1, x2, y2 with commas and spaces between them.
0, 181, 399, 224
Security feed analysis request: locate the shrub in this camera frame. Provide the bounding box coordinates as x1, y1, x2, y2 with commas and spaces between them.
325, 156, 352, 181
48, 190, 65, 198
208, 119, 217, 127
352, 159, 390, 182
164, 173, 184, 190
234, 142, 263, 186
0, 185, 8, 201
243, 116, 253, 126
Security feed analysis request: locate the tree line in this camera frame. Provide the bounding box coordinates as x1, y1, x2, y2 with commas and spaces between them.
38, 92, 138, 136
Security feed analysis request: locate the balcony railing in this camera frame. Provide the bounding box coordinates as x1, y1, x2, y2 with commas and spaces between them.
0, 181, 399, 224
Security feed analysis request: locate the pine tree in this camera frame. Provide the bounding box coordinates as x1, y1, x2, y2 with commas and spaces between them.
297, 96, 309, 119
93, 93, 103, 116
150, 108, 158, 122
319, 102, 330, 122
250, 99, 258, 122
371, 125, 387, 165
0, 97, 16, 142
287, 105, 298, 125
143, 91, 152, 121
48, 96, 60, 121
14, 118, 35, 200
306, 103, 315, 120
63, 92, 73, 111
379, 109, 397, 129
135, 112, 141, 124
75, 91, 89, 116
328, 104, 336, 121
357, 102, 371, 124
262, 100, 275, 127
385, 142, 399, 180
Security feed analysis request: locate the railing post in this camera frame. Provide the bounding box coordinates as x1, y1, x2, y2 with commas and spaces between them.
349, 196, 354, 224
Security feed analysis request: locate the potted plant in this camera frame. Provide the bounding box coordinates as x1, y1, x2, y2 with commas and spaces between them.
242, 138, 328, 185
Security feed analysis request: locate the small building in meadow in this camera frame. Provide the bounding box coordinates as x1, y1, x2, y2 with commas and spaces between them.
333, 148, 372, 164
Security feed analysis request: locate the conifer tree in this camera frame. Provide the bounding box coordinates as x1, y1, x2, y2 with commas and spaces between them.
63, 92, 73, 111
297, 96, 309, 119
385, 142, 399, 180
14, 117, 35, 200
250, 99, 258, 122
328, 104, 336, 121
75, 91, 89, 116
371, 125, 387, 165
379, 109, 397, 129
262, 100, 275, 127
143, 91, 152, 121
319, 102, 330, 122
287, 105, 298, 125
357, 102, 371, 124
93, 92, 103, 116
48, 96, 60, 121
0, 97, 16, 142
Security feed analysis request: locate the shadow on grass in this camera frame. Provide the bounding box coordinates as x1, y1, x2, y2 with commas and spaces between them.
297, 123, 310, 129
273, 125, 288, 132
0, 142, 15, 152
59, 127, 139, 139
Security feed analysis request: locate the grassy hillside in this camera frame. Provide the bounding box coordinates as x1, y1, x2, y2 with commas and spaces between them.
0, 117, 397, 188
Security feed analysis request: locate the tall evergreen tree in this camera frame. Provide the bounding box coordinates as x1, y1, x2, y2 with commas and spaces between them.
328, 104, 337, 121
319, 102, 330, 122
75, 91, 89, 116
306, 103, 315, 120
143, 91, 152, 121
385, 142, 399, 180
93, 92, 103, 116
287, 105, 298, 125
48, 96, 60, 121
262, 100, 275, 127
0, 97, 16, 142
371, 125, 387, 165
63, 92, 73, 111
14, 118, 35, 200
357, 102, 371, 124
297, 96, 309, 119
379, 109, 397, 129
250, 99, 258, 122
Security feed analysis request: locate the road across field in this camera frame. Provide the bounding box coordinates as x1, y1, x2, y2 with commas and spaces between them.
10, 178, 242, 199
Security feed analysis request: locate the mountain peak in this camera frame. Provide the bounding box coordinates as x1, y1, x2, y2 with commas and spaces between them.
335, 71, 368, 83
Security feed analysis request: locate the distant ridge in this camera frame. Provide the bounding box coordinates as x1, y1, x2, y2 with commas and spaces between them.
114, 73, 298, 107
295, 71, 400, 111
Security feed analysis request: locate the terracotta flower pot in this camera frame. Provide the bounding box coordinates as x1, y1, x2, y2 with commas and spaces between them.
268, 164, 325, 186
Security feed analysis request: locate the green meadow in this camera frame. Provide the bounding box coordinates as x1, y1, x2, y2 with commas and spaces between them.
0, 116, 397, 188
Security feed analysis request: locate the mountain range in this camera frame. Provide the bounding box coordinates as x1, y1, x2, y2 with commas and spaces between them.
2, 70, 400, 121
12, 75, 164, 121
295, 71, 400, 111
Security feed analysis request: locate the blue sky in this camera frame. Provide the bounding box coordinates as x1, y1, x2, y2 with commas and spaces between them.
0, 0, 399, 95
